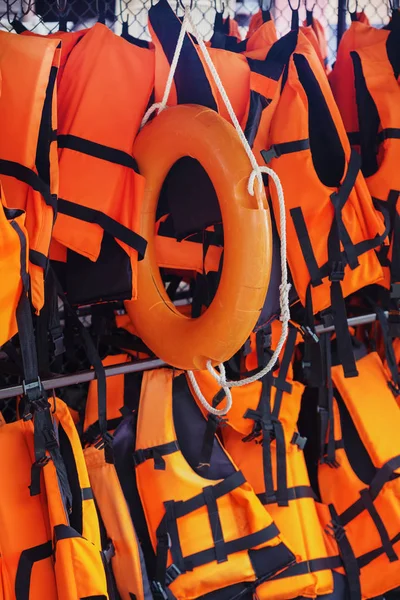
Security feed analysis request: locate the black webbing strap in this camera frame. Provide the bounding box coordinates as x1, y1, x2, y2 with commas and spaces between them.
374, 302, 400, 395
347, 131, 361, 146
318, 332, 338, 466
359, 488, 398, 563
257, 485, 316, 505
57, 198, 147, 259
290, 209, 323, 287
358, 531, 400, 569
301, 285, 324, 388
271, 555, 343, 579
377, 128, 400, 144
326, 504, 361, 600
15, 541, 53, 600
243, 374, 281, 504
261, 139, 310, 164
57, 134, 140, 172
0, 159, 57, 213
197, 388, 227, 469
203, 486, 228, 563
51, 269, 112, 462
83, 417, 124, 445
132, 441, 179, 470
339, 455, 400, 526
29, 249, 48, 270
12, 222, 71, 506
306, 8, 313, 25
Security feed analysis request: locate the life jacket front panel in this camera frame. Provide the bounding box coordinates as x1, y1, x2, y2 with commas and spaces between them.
0, 31, 60, 311
134, 368, 295, 599
53, 24, 152, 299
319, 351, 400, 598
264, 31, 385, 314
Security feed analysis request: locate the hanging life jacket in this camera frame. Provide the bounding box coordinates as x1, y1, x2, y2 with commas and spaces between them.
0, 31, 60, 313
52, 24, 153, 301
260, 29, 388, 377
0, 184, 28, 345
303, 12, 330, 72
115, 367, 296, 600
190, 325, 338, 599
348, 25, 400, 284
83, 360, 153, 600
319, 350, 400, 599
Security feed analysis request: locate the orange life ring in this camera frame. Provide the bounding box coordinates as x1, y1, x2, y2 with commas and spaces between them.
125, 104, 271, 370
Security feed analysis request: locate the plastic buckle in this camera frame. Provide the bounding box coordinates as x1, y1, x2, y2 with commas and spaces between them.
165, 564, 182, 586
151, 581, 169, 600
22, 377, 42, 399
291, 431, 307, 450
329, 261, 345, 282
94, 431, 113, 451
52, 333, 65, 357
261, 145, 280, 164
103, 541, 115, 563
388, 380, 400, 397
33, 455, 51, 468
299, 325, 319, 344
326, 519, 346, 542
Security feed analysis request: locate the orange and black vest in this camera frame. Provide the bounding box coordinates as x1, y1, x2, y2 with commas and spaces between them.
52, 24, 153, 301
0, 184, 28, 345
114, 367, 296, 599
260, 29, 387, 377
319, 349, 400, 599
190, 326, 339, 599
0, 31, 59, 312
83, 359, 153, 600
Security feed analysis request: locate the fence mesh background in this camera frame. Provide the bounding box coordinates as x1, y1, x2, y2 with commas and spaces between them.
0, 0, 394, 63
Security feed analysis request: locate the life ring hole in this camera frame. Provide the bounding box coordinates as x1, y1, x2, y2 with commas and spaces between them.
155, 156, 224, 318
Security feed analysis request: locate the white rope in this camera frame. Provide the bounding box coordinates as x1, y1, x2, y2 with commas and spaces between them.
141, 8, 291, 413
140, 10, 190, 129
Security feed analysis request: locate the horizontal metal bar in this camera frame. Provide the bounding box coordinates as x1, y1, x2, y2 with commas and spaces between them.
0, 312, 385, 400
0, 358, 166, 401
315, 311, 384, 334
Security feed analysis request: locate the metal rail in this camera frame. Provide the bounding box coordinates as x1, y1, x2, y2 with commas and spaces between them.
0, 311, 389, 400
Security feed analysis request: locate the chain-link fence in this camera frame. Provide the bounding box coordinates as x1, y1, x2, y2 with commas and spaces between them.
0, 0, 394, 62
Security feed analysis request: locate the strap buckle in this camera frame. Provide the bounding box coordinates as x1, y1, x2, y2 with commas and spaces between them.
132, 448, 147, 467
388, 380, 400, 397
102, 540, 115, 563
299, 325, 319, 344
51, 332, 65, 357
165, 563, 181, 586
329, 261, 345, 282
326, 518, 346, 542
151, 581, 169, 600
291, 431, 307, 450
261, 145, 280, 163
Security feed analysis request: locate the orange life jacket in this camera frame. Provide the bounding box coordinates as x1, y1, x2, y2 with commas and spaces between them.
83, 359, 153, 600
319, 350, 400, 599
123, 367, 296, 599
330, 20, 400, 285
0, 394, 110, 600
247, 9, 274, 39
0, 184, 28, 345
0, 31, 60, 312
261, 29, 387, 376
52, 24, 152, 300
189, 325, 338, 599
300, 23, 327, 71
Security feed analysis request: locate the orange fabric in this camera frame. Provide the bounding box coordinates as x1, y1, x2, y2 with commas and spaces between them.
300, 24, 326, 71
52, 24, 154, 300
0, 31, 60, 312
126, 105, 271, 370
0, 185, 28, 345
0, 397, 108, 599
264, 30, 385, 313
319, 352, 400, 598
155, 215, 223, 275
135, 368, 295, 599
244, 19, 278, 59
228, 16, 241, 39
303, 16, 330, 73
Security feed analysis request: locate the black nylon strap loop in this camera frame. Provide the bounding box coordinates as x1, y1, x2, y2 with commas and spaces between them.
15, 541, 53, 600
257, 485, 316, 505
58, 198, 147, 259
203, 486, 228, 563
359, 488, 398, 563
290, 207, 323, 287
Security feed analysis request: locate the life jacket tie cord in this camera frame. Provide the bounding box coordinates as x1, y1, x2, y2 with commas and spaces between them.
143, 6, 291, 414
